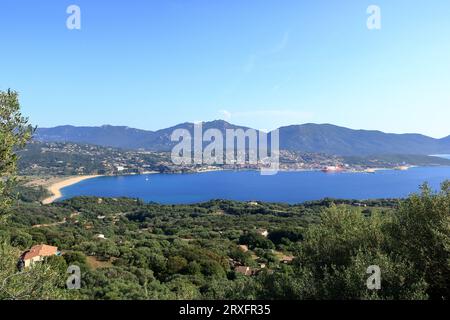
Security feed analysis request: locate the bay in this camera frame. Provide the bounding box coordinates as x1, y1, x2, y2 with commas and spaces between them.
60, 166, 450, 204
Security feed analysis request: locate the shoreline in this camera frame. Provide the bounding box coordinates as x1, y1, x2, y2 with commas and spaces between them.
31, 164, 444, 205
23, 165, 449, 205
41, 175, 103, 205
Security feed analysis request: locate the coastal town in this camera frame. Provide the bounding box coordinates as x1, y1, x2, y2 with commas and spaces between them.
18, 140, 439, 206
18, 141, 426, 178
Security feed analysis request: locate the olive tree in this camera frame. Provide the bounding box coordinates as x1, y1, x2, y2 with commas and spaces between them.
0, 89, 33, 222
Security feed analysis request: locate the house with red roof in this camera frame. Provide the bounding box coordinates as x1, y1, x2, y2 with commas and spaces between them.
21, 244, 59, 268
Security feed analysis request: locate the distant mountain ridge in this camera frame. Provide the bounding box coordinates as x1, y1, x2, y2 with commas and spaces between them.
35, 121, 450, 156
277, 123, 450, 156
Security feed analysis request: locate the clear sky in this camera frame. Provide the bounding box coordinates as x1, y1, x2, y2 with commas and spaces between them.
1, 0, 449, 138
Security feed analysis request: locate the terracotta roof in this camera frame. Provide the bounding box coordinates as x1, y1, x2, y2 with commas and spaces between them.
23, 244, 58, 261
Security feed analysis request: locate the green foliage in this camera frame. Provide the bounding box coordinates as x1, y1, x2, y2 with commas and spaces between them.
14, 184, 50, 203
0, 89, 33, 222
0, 90, 75, 301
63, 251, 88, 268
299, 205, 387, 269
9, 229, 32, 249
239, 232, 275, 250
95, 240, 120, 261
267, 182, 449, 300
0, 241, 72, 300
387, 182, 450, 299
268, 228, 303, 245
167, 256, 188, 274
1, 177, 448, 300
257, 266, 316, 299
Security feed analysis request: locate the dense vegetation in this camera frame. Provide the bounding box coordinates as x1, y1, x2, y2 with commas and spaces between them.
1, 183, 449, 300
0, 89, 33, 222
1, 89, 71, 299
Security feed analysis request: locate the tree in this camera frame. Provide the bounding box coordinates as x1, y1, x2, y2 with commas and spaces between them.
167, 256, 188, 274
0, 89, 33, 222
166, 276, 200, 300
239, 232, 275, 250
63, 251, 88, 268
257, 266, 316, 299
96, 240, 120, 261
387, 182, 450, 299
298, 205, 387, 269
0, 241, 72, 300
0, 90, 70, 300
9, 230, 32, 249
323, 249, 428, 300
268, 228, 303, 245
292, 204, 429, 299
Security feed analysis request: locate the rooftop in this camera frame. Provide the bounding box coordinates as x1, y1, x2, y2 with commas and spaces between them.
22, 244, 58, 261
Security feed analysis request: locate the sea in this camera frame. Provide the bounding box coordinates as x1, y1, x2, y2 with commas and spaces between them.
60, 165, 450, 204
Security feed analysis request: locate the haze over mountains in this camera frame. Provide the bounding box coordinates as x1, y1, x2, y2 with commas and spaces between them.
35, 120, 450, 156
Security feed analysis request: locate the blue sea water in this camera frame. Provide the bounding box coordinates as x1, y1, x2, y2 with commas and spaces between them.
60, 166, 450, 204
431, 154, 450, 160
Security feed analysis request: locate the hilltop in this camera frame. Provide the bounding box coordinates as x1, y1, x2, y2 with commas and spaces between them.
35, 121, 450, 156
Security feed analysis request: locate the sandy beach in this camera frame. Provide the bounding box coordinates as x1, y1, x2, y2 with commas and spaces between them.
41, 175, 102, 205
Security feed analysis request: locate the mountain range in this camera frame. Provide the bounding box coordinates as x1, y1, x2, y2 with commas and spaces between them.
34, 120, 450, 156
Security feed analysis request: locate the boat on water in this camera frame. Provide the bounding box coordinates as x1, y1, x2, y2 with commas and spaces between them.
321, 166, 344, 173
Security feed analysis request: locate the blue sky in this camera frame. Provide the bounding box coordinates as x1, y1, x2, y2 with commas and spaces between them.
1, 0, 449, 137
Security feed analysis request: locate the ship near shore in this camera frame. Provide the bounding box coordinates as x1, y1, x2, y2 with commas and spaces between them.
321, 166, 344, 173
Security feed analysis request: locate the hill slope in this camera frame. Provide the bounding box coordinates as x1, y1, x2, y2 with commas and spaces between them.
35, 121, 450, 156
277, 123, 449, 156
